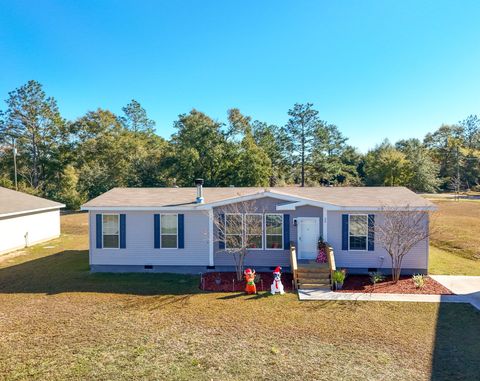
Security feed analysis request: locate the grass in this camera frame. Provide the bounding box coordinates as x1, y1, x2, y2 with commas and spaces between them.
0, 213, 479, 380
430, 200, 480, 261
429, 246, 480, 276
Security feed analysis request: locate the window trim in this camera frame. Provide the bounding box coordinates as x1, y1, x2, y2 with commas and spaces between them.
225, 213, 244, 250
160, 213, 179, 249
265, 213, 284, 250
348, 214, 368, 252
245, 213, 263, 250
102, 213, 120, 249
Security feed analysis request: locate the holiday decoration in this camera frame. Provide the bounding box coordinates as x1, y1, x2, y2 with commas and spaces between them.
316, 239, 328, 263
244, 268, 257, 294
270, 266, 285, 294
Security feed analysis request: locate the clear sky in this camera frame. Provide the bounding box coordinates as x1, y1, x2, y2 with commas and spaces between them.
1, 1, 479, 152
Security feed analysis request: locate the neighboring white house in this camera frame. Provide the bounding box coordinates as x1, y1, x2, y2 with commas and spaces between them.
0, 187, 65, 255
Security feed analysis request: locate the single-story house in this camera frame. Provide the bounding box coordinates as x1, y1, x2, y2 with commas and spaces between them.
81, 182, 435, 275
0, 187, 65, 255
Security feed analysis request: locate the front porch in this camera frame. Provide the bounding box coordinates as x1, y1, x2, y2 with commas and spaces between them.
290, 244, 336, 291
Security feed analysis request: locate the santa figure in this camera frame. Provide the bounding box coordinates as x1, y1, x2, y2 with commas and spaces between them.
244, 268, 257, 294
271, 266, 285, 295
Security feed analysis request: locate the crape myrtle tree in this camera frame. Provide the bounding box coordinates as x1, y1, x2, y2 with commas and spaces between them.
376, 206, 432, 282
212, 200, 265, 281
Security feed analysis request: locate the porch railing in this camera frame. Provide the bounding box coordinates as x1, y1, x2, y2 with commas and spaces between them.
326, 244, 336, 287
289, 243, 298, 289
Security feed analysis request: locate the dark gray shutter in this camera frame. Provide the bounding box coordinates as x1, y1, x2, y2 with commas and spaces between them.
154, 214, 160, 249
368, 214, 375, 251
120, 214, 126, 249
283, 214, 290, 249
342, 214, 349, 251
178, 214, 184, 249
96, 214, 102, 249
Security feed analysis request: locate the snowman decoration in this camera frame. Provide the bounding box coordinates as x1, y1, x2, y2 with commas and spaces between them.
271, 266, 285, 295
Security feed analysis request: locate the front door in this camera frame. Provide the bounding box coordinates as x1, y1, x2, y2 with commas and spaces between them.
297, 218, 320, 260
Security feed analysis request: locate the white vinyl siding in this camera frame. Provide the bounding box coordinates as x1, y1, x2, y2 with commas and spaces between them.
265, 213, 283, 249
0, 210, 61, 255
90, 211, 210, 266
102, 214, 119, 249
161, 214, 178, 249
348, 214, 368, 251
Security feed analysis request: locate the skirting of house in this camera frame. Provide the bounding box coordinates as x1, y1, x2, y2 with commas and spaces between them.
90, 265, 293, 274
342, 267, 428, 275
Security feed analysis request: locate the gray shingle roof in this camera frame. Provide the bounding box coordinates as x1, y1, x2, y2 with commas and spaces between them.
81, 186, 434, 209
0, 187, 65, 217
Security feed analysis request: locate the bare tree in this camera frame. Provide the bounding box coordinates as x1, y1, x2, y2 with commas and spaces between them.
212, 200, 264, 281
376, 206, 432, 282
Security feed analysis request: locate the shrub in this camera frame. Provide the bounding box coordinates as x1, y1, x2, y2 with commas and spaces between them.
369, 271, 385, 285
412, 274, 426, 289
332, 269, 346, 284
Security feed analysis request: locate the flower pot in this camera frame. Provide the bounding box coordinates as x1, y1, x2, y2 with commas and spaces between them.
215, 278, 222, 286
335, 282, 343, 290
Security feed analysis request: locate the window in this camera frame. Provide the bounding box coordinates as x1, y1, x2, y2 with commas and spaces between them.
265, 214, 283, 249
349, 214, 368, 251
225, 214, 243, 249
161, 214, 178, 248
103, 214, 119, 248
245, 214, 263, 249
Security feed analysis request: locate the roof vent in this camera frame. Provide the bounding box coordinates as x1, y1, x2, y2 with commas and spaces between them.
195, 178, 204, 204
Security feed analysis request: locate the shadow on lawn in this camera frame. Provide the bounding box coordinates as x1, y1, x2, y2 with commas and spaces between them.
0, 250, 201, 296
430, 302, 480, 380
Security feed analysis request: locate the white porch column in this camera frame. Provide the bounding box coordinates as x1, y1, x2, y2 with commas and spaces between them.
322, 208, 328, 242
208, 209, 214, 266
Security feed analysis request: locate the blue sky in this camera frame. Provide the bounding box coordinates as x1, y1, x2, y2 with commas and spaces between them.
1, 1, 479, 152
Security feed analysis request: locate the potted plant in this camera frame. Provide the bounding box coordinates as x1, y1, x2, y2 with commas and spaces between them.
332, 269, 346, 290
316, 238, 328, 263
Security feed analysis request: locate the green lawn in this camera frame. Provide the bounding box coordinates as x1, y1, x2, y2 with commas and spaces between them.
0, 213, 478, 380
429, 246, 480, 275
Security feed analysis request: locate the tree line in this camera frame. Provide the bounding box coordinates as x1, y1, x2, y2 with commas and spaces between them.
0, 80, 479, 209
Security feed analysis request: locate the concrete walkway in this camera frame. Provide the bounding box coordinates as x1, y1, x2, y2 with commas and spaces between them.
299, 276, 480, 311
430, 275, 480, 310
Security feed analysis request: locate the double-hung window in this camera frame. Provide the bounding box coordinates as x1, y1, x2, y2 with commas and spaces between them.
225, 213, 243, 249
161, 214, 178, 248
349, 214, 368, 251
245, 213, 263, 249
265, 214, 283, 249
103, 214, 119, 248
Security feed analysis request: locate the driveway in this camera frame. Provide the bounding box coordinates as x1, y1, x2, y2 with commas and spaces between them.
430, 275, 480, 310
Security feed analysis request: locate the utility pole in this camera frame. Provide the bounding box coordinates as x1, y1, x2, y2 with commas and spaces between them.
13, 138, 18, 190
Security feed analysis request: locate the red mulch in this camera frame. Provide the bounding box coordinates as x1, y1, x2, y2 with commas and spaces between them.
337, 275, 453, 295
200, 272, 294, 292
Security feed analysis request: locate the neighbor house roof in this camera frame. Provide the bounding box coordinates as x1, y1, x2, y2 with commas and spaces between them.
81, 186, 435, 211
0, 187, 65, 218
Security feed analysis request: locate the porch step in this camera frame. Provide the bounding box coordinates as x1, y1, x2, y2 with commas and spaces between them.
297, 272, 330, 281
298, 283, 331, 290
297, 268, 330, 275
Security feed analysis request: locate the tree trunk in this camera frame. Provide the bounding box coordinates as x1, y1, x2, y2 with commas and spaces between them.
301, 132, 305, 187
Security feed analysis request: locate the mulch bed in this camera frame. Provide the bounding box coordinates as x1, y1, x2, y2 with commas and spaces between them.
337, 275, 453, 295
200, 272, 294, 292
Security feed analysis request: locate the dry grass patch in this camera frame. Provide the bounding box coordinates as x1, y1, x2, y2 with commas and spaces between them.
430, 200, 480, 261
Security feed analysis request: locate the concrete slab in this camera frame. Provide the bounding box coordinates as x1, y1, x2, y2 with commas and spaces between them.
430, 275, 480, 310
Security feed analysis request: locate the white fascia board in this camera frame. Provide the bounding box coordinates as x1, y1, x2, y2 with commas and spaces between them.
0, 205, 65, 218
80, 205, 207, 212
